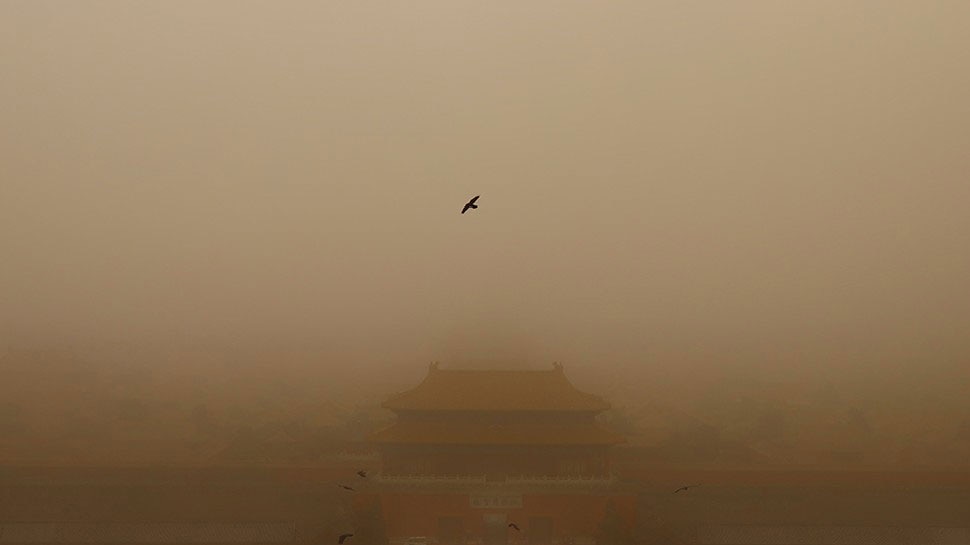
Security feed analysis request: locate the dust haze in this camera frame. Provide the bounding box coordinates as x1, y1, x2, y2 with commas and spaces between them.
2, 0, 970, 471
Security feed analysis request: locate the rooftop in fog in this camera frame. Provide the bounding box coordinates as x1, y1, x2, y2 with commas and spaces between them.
381, 362, 611, 412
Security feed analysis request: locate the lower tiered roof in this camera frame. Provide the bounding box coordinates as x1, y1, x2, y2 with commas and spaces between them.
369, 418, 625, 446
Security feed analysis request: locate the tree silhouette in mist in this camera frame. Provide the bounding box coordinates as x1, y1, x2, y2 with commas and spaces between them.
352, 496, 389, 545
595, 500, 634, 545
846, 406, 872, 435
0, 402, 25, 434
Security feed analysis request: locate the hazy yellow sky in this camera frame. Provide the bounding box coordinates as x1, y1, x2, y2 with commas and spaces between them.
2, 1, 968, 377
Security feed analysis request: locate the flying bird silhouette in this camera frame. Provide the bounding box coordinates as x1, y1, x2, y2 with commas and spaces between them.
356, 470, 367, 478
338, 534, 354, 544
339, 485, 355, 491
461, 195, 480, 214
508, 524, 520, 531
674, 484, 701, 494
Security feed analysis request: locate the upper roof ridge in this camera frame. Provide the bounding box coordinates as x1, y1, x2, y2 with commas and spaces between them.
382, 362, 610, 412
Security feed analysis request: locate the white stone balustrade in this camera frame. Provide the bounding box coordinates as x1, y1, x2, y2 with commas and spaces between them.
374, 473, 616, 486
374, 473, 488, 485
502, 474, 617, 486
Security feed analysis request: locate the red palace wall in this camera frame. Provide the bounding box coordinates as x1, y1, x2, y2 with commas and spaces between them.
367, 490, 636, 544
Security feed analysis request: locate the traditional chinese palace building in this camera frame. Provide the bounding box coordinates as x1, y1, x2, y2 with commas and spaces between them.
363, 362, 637, 545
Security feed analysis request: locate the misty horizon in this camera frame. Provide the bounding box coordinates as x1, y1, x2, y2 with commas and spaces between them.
2, 0, 970, 476
3, 1, 968, 369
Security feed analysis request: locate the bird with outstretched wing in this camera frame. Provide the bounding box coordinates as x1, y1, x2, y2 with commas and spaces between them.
337, 534, 354, 544
461, 195, 480, 214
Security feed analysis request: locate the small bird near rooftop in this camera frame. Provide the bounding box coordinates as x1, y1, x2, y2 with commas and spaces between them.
674, 484, 701, 494
339, 484, 355, 491
338, 534, 354, 544
356, 470, 367, 478
508, 523, 520, 531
